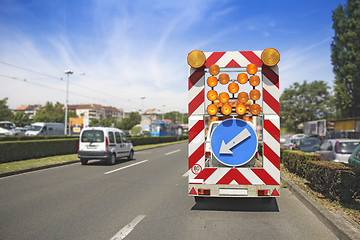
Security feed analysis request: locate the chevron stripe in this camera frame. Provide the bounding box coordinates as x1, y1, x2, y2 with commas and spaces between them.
204, 51, 262, 68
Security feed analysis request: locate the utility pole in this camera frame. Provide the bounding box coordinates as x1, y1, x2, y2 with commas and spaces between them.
64, 70, 73, 135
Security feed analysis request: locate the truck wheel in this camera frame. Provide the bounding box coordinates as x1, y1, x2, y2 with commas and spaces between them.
127, 150, 134, 160
108, 154, 116, 165
80, 158, 88, 165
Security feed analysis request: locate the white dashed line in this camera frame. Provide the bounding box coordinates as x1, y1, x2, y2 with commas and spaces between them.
104, 160, 148, 175
110, 215, 146, 240
165, 149, 180, 156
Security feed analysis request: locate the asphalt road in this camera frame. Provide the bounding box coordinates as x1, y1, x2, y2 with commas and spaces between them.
0, 142, 338, 240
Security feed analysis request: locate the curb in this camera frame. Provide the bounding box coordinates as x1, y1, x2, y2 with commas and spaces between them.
281, 173, 360, 240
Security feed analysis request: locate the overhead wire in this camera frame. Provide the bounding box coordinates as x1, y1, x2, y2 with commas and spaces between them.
0, 74, 113, 104
0, 60, 143, 109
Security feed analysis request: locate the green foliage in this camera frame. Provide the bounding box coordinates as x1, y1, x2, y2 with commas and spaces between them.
0, 98, 13, 121
281, 148, 360, 203
89, 112, 140, 130
118, 118, 135, 130
33, 102, 77, 123
164, 111, 187, 124
331, 0, 360, 118
280, 80, 335, 133
13, 112, 31, 127
129, 112, 141, 124
0, 138, 78, 163
89, 118, 99, 126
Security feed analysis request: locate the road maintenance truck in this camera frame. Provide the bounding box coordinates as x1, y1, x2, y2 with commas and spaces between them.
187, 48, 280, 201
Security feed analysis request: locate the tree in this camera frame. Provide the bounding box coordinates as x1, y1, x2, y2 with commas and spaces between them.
99, 117, 117, 127
118, 118, 136, 130
164, 111, 186, 124
89, 118, 99, 127
280, 80, 335, 133
13, 112, 31, 127
33, 102, 77, 123
0, 98, 13, 121
129, 112, 141, 125
331, 0, 360, 118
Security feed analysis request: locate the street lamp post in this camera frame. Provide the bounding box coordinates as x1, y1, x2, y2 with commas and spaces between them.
64, 70, 73, 135
140, 96, 145, 134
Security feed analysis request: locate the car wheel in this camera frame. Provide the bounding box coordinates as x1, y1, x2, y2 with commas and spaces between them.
80, 158, 88, 165
108, 154, 116, 165
127, 150, 134, 160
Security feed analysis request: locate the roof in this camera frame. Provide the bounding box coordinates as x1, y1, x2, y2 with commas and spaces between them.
69, 104, 122, 112
14, 105, 41, 111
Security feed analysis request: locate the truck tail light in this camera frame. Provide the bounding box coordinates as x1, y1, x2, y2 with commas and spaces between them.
205, 151, 211, 159
198, 189, 210, 195
335, 141, 340, 153
105, 137, 109, 151
258, 189, 270, 196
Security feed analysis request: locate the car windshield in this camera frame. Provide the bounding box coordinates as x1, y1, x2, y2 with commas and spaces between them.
300, 138, 321, 147
0, 122, 14, 130
81, 130, 104, 143
337, 142, 360, 154
28, 125, 42, 131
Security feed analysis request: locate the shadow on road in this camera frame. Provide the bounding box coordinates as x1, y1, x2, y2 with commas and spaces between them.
83, 157, 137, 166
191, 197, 279, 212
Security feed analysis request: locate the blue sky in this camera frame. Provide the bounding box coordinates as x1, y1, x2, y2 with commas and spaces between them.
0, 0, 346, 113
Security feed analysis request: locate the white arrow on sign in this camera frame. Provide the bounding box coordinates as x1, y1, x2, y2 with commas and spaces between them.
219, 128, 251, 154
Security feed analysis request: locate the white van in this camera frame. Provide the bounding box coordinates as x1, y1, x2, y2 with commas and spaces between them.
0, 121, 17, 135
78, 127, 134, 165
25, 122, 65, 136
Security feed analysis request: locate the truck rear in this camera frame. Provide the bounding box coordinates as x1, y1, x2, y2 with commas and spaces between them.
187, 48, 280, 201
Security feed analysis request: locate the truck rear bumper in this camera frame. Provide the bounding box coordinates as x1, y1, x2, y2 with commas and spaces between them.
188, 184, 280, 198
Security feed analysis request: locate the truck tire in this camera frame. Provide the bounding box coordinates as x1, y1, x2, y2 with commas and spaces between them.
127, 150, 134, 160
80, 158, 88, 165
108, 154, 116, 165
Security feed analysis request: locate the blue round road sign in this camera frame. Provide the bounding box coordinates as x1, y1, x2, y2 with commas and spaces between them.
210, 119, 258, 166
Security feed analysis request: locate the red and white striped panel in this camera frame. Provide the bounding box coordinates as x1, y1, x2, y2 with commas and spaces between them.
188, 50, 280, 186
263, 65, 279, 116
188, 65, 205, 179
204, 51, 262, 68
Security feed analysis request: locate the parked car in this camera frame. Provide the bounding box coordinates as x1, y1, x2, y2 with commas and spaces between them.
280, 134, 293, 148
283, 134, 305, 150
293, 137, 321, 153
348, 144, 360, 168
78, 127, 134, 165
316, 139, 360, 163
25, 122, 64, 136
0, 121, 17, 135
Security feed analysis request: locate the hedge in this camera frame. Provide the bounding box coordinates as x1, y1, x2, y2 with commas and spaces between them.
0, 139, 78, 163
281, 148, 360, 203
0, 135, 188, 163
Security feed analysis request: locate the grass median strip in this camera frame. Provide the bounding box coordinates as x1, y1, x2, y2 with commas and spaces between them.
0, 140, 187, 175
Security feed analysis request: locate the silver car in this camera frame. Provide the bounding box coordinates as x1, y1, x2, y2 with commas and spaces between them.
316, 139, 360, 163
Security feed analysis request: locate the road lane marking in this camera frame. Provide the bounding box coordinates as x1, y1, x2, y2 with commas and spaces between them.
110, 215, 146, 240
165, 149, 180, 155
104, 160, 148, 175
